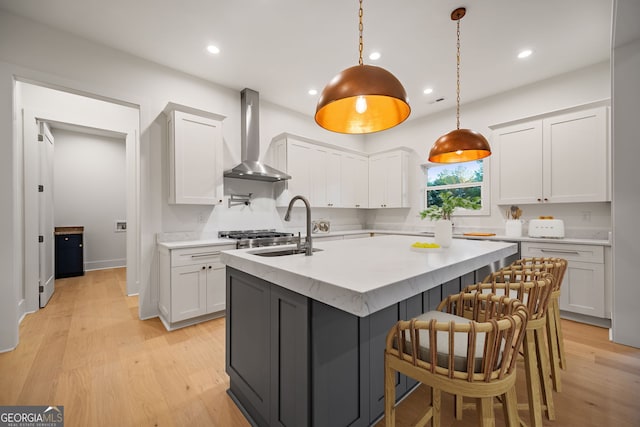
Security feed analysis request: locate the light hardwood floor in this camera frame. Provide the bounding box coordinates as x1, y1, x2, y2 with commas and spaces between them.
1, 268, 639, 426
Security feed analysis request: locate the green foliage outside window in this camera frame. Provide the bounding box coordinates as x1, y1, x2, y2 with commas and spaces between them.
425, 160, 484, 213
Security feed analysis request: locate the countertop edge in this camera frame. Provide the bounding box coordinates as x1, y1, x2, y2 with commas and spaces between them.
221, 237, 518, 317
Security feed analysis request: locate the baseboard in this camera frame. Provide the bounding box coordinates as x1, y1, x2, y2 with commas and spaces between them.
84, 259, 126, 271
559, 310, 611, 329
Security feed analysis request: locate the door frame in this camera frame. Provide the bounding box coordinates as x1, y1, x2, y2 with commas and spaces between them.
21, 89, 140, 315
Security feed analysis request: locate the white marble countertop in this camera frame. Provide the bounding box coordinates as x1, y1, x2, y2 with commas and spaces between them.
312, 229, 611, 246
220, 235, 517, 317
157, 238, 235, 249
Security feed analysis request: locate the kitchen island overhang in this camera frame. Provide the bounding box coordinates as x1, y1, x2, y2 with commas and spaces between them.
220, 234, 518, 317
221, 235, 518, 427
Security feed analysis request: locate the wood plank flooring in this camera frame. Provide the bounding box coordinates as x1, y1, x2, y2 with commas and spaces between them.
1, 268, 639, 426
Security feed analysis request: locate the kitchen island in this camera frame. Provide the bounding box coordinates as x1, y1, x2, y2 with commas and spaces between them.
221, 235, 517, 427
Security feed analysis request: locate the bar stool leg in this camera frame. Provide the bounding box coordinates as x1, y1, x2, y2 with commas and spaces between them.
477, 396, 495, 427
521, 328, 544, 427
502, 385, 520, 427
432, 388, 442, 427
455, 394, 464, 420
384, 357, 396, 427
535, 327, 556, 420
546, 295, 563, 391
554, 295, 567, 370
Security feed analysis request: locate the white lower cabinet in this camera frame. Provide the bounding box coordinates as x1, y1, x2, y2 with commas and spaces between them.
521, 241, 608, 319
159, 243, 235, 330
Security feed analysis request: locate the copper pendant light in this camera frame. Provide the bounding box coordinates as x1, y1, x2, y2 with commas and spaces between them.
315, 0, 410, 134
428, 7, 491, 163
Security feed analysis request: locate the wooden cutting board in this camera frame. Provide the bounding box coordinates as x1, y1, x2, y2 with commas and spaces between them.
463, 232, 496, 237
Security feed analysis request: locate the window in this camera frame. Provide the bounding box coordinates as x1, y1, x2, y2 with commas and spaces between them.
423, 159, 490, 216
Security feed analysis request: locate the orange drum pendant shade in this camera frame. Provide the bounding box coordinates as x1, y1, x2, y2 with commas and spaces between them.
429, 128, 491, 163
429, 7, 491, 163
315, 0, 410, 134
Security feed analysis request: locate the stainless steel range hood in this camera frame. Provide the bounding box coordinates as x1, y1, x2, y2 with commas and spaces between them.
224, 88, 291, 182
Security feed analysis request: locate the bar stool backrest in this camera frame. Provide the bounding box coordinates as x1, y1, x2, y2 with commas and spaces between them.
466, 269, 553, 321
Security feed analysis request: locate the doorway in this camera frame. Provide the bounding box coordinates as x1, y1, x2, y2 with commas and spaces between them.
19, 80, 140, 317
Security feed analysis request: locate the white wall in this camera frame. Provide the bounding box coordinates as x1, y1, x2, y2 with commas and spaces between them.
0, 10, 364, 351
611, 0, 640, 348
0, 61, 19, 351
363, 61, 612, 237
53, 128, 126, 270
0, 8, 623, 352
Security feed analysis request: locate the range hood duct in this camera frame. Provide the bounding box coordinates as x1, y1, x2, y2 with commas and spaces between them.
224, 88, 291, 182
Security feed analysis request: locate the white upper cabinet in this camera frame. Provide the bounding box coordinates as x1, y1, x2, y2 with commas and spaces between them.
493, 104, 609, 204
165, 103, 225, 205
270, 134, 365, 208
493, 121, 543, 204
341, 153, 369, 208
368, 150, 410, 208
268, 134, 409, 209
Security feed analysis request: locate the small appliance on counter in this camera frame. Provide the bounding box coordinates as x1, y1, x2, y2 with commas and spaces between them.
528, 217, 565, 238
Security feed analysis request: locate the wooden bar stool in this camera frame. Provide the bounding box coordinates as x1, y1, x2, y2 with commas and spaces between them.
510, 257, 568, 392
384, 293, 529, 427
462, 270, 554, 427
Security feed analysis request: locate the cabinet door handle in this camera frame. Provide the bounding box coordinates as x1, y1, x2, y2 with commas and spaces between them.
201, 266, 206, 270
540, 249, 580, 255
208, 265, 212, 269
190, 252, 221, 258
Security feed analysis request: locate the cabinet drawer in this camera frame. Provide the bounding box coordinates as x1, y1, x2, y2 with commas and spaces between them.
171, 245, 236, 267
521, 242, 604, 263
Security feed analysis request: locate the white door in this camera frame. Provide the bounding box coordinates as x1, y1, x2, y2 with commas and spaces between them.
38, 122, 55, 307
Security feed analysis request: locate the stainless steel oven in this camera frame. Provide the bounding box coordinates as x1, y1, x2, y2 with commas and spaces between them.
218, 229, 299, 249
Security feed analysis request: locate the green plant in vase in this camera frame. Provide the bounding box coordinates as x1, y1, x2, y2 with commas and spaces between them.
419, 191, 481, 221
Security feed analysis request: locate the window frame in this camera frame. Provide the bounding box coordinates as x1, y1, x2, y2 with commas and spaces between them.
422, 158, 491, 217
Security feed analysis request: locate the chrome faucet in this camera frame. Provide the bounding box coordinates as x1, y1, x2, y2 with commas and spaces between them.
284, 195, 313, 256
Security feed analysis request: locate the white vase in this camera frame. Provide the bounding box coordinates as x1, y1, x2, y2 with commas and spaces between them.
434, 219, 453, 248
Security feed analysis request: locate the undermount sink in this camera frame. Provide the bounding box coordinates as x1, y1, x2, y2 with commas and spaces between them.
250, 247, 324, 257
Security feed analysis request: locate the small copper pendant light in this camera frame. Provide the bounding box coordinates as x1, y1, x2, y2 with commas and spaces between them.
428, 7, 491, 163
315, 0, 410, 134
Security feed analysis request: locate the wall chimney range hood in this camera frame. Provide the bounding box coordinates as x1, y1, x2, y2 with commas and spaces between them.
224, 88, 291, 182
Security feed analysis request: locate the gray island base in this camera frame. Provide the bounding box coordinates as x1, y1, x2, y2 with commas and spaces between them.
221, 235, 518, 426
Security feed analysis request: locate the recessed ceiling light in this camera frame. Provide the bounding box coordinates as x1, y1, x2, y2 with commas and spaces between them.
207, 45, 220, 54
369, 51, 381, 60
423, 88, 434, 95
517, 49, 532, 59
308, 89, 318, 96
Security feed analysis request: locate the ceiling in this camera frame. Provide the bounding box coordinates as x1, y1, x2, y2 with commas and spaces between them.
0, 0, 613, 121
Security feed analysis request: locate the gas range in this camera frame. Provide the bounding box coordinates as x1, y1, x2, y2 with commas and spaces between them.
218, 229, 298, 249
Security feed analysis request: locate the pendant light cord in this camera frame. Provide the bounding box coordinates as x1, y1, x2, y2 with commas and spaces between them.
456, 17, 461, 130
358, 0, 364, 65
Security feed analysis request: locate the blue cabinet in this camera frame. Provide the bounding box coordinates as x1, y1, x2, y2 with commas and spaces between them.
55, 229, 84, 278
